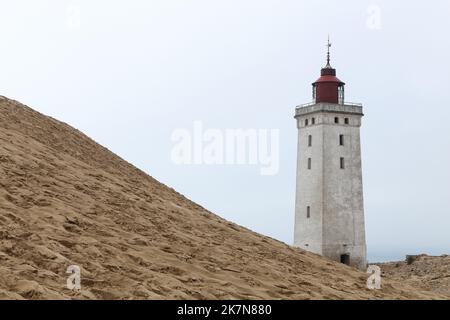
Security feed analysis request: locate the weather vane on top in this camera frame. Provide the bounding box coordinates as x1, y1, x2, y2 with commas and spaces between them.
326, 35, 332, 67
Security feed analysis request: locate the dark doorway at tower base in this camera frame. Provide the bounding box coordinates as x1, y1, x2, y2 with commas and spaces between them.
340, 254, 350, 266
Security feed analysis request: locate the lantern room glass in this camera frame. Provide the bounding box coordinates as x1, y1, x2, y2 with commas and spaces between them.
338, 85, 345, 105
312, 85, 317, 103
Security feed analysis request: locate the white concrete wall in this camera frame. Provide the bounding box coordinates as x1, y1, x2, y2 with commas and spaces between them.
294, 103, 367, 270
293, 119, 323, 254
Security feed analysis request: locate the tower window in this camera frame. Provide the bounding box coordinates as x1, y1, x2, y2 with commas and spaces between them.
307, 158, 312, 170
339, 134, 344, 146
312, 117, 315, 125
307, 206, 311, 218
305, 119, 309, 126
340, 157, 345, 169
334, 117, 339, 124
344, 118, 349, 125
308, 135, 312, 147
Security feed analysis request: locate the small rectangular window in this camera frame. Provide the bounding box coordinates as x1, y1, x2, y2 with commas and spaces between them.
339, 134, 344, 146
344, 118, 349, 125
340, 157, 345, 169
307, 158, 311, 170
305, 119, 309, 126
307, 206, 311, 218
308, 135, 312, 147
312, 117, 315, 125
334, 117, 339, 124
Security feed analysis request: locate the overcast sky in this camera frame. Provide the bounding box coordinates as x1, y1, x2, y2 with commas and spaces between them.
1, 0, 449, 262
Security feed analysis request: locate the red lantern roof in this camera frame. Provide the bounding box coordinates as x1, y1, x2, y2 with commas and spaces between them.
314, 75, 344, 84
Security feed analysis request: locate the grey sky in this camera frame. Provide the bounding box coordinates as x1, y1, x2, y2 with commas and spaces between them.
1, 0, 449, 262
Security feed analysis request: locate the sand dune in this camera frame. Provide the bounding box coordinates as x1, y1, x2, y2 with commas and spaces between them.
0, 96, 446, 299
378, 255, 450, 297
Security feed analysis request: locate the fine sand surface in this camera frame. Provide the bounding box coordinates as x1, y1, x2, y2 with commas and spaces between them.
0, 96, 447, 299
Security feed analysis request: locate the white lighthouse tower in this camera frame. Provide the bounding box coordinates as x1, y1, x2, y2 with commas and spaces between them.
294, 40, 367, 270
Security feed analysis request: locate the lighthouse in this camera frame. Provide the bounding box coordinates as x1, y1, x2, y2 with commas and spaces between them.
294, 39, 367, 270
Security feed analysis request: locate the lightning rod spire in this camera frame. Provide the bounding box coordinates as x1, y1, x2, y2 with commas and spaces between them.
326, 35, 332, 68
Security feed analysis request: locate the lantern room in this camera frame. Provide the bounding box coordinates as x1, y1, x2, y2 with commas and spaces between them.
312, 38, 345, 105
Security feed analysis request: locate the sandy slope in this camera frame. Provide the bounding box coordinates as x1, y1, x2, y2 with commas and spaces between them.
378, 255, 450, 297
0, 96, 446, 299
